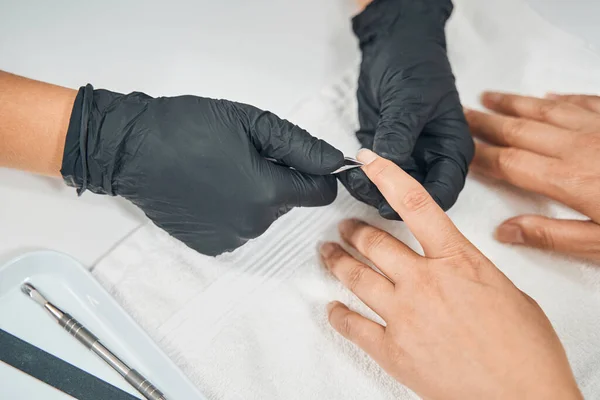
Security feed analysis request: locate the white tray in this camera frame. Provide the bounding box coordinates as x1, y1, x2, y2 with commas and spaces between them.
0, 251, 205, 400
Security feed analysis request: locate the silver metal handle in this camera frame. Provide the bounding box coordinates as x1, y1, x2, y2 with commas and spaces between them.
126, 369, 167, 400
59, 313, 98, 349
60, 314, 167, 400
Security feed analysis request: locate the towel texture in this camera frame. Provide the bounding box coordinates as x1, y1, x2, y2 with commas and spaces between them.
94, 0, 600, 398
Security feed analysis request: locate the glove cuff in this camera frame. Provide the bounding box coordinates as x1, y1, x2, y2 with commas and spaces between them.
61, 84, 93, 195
352, 0, 453, 47
61, 85, 131, 196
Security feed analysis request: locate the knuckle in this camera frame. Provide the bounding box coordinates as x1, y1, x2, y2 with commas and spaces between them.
401, 188, 432, 213
532, 225, 556, 250
536, 101, 560, 119
502, 118, 528, 142
362, 229, 388, 255
339, 312, 354, 338
443, 246, 487, 281
346, 264, 367, 292
496, 147, 521, 176
370, 161, 393, 181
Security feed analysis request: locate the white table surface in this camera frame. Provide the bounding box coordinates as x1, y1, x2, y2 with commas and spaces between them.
0, 0, 360, 268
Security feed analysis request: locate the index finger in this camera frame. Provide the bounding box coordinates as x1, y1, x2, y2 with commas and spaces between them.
356, 149, 469, 258
246, 105, 345, 174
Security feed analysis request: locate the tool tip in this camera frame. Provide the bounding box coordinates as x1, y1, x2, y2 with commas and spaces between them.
21, 282, 47, 306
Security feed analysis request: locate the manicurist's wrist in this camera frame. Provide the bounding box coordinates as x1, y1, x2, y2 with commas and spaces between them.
352, 0, 453, 46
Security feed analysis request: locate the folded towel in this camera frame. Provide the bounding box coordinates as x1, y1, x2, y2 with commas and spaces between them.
93, 0, 600, 398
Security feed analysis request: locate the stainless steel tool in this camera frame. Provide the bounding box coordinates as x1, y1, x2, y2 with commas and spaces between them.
21, 283, 167, 400
265, 156, 364, 174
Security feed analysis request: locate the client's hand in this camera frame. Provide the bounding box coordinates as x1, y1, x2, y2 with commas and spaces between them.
466, 92, 600, 263
319, 149, 582, 400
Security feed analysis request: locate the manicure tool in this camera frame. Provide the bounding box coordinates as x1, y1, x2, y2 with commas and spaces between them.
0, 328, 140, 400
265, 156, 364, 174
21, 283, 167, 400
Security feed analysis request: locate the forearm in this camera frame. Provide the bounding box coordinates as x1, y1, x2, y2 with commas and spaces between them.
0, 71, 77, 176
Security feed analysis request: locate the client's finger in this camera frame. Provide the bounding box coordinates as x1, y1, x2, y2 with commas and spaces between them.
495, 215, 600, 263
465, 108, 572, 158
356, 149, 471, 258
472, 142, 563, 201
327, 301, 386, 361
546, 93, 600, 114
338, 219, 421, 280
320, 242, 395, 318
481, 92, 600, 133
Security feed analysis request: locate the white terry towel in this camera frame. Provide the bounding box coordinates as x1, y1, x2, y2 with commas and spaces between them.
93, 0, 600, 398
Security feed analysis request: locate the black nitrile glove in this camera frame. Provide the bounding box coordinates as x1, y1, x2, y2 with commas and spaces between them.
339, 0, 474, 219
61, 85, 344, 256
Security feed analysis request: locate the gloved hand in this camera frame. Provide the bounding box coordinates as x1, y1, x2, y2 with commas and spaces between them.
61, 85, 344, 256
339, 0, 474, 219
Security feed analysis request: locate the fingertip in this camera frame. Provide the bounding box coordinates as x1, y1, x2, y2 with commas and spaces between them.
326, 301, 345, 318
320, 141, 346, 172
314, 175, 339, 206
337, 168, 385, 209
481, 91, 503, 105
283, 172, 338, 208
378, 201, 401, 220
357, 148, 378, 165
495, 223, 525, 244
319, 242, 339, 259
338, 218, 364, 239
318, 175, 338, 206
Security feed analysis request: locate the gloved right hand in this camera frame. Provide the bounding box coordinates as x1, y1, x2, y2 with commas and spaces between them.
61, 85, 344, 256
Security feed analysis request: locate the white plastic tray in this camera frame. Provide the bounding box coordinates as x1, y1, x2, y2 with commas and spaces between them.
0, 251, 205, 400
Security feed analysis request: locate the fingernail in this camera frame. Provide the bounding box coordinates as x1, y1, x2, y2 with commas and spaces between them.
357, 148, 378, 165
495, 224, 525, 244
545, 92, 559, 100
320, 242, 337, 258
339, 219, 361, 239
482, 91, 503, 104
327, 301, 341, 314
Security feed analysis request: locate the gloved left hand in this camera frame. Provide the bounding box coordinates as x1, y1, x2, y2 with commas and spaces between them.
339, 0, 474, 219
61, 85, 344, 256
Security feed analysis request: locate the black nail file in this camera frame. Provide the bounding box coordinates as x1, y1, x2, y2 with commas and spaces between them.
0, 328, 141, 400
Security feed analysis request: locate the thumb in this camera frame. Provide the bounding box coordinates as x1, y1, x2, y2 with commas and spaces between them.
239, 104, 344, 174
261, 161, 339, 208
495, 215, 600, 262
